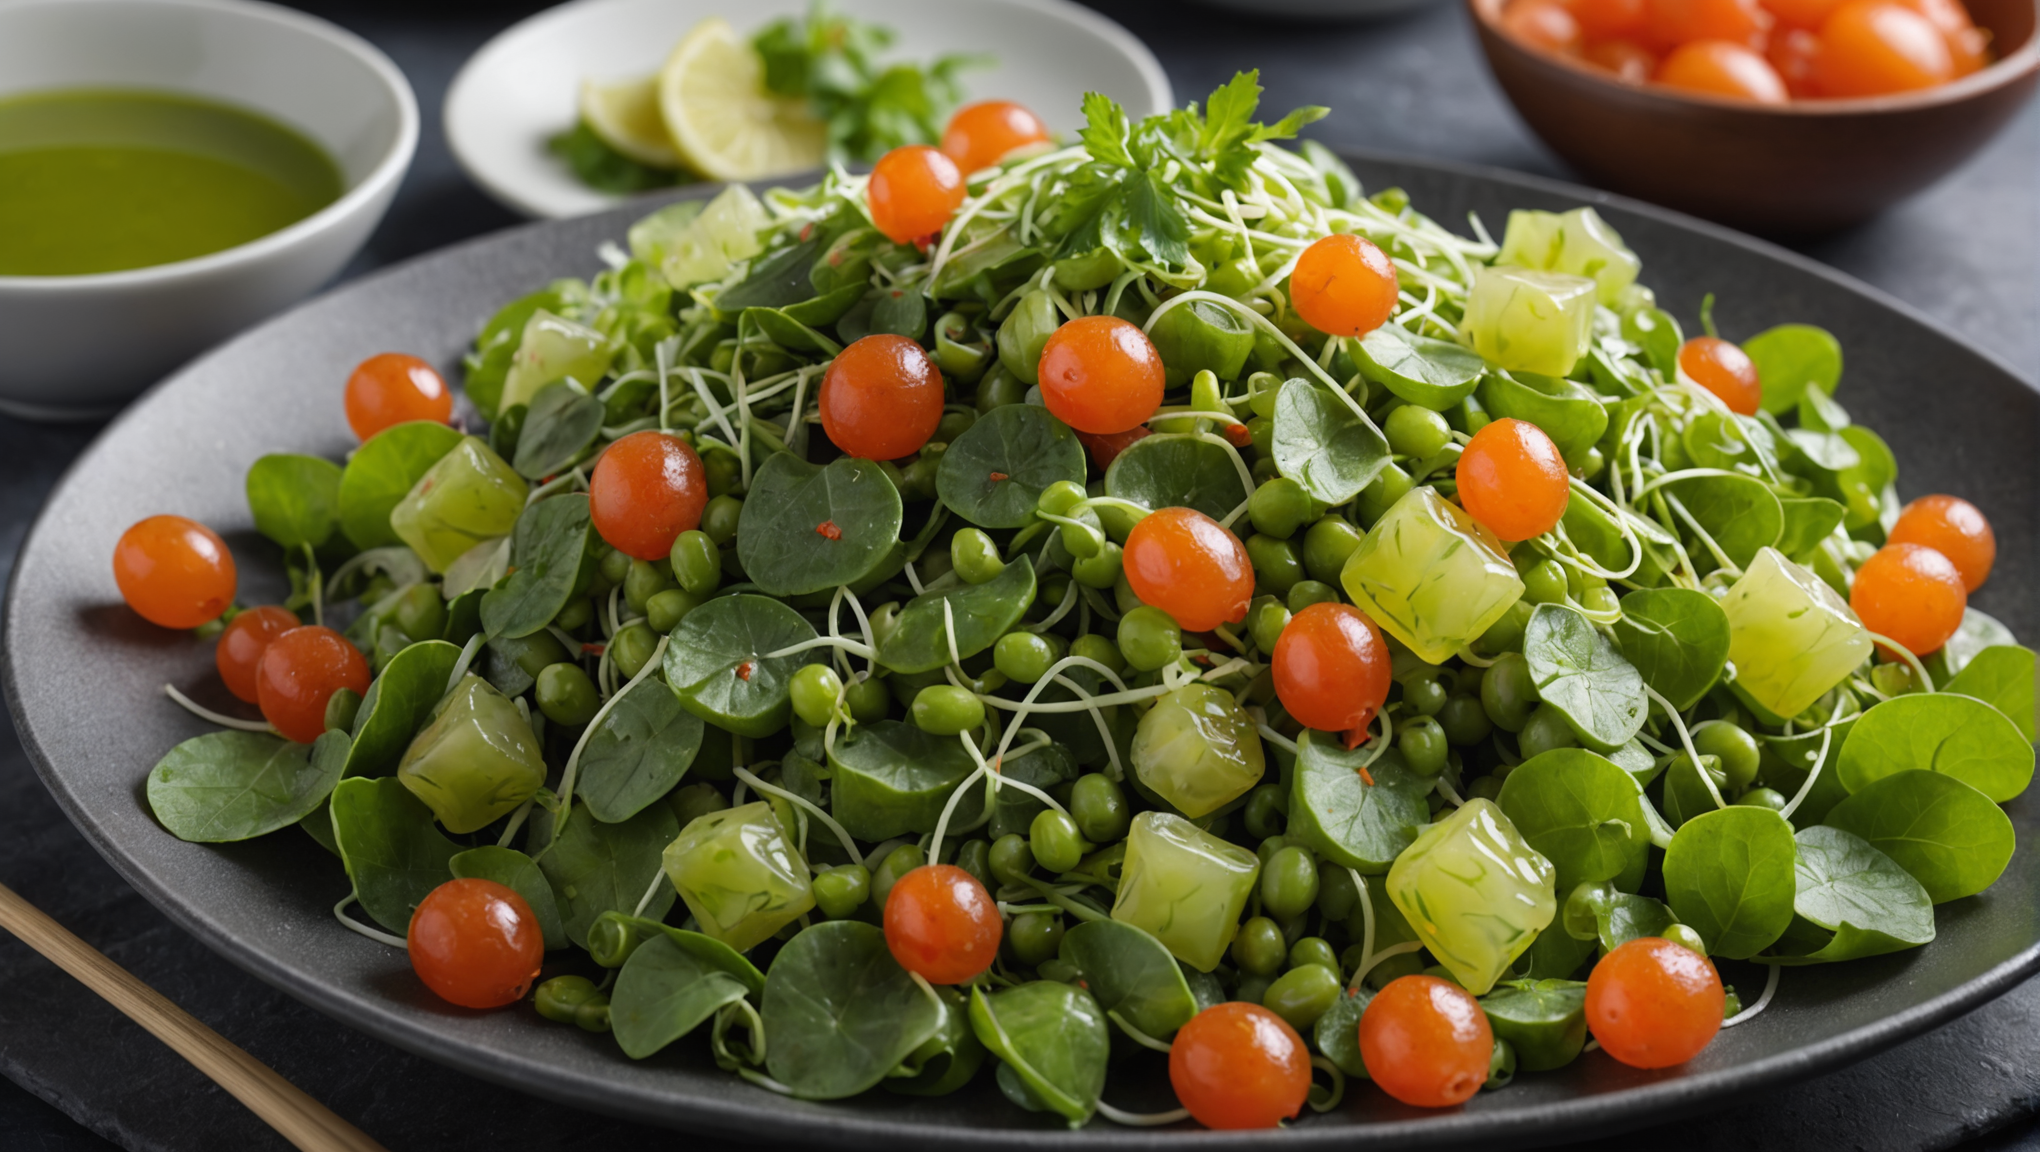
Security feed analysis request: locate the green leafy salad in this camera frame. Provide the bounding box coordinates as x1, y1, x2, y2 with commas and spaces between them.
136, 72, 2035, 1129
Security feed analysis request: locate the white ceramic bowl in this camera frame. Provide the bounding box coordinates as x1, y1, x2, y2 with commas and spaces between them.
446, 0, 1173, 219
0, 0, 417, 421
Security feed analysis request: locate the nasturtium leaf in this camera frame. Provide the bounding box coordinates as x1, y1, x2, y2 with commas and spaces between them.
738, 453, 904, 597
1518, 920, 1594, 980
1745, 323, 1842, 414
577, 678, 705, 823
610, 934, 751, 1058
1559, 493, 1630, 573
530, 798, 678, 949
1353, 324, 1485, 409
330, 776, 461, 933
1315, 987, 1373, 1077
1610, 588, 1731, 712
744, 305, 843, 356
480, 494, 592, 640
1662, 805, 1798, 959
1056, 919, 1199, 1040
663, 594, 818, 738
338, 421, 464, 551
827, 720, 984, 842
510, 382, 605, 481
874, 557, 1036, 674
148, 729, 349, 843
1775, 496, 1848, 560
1761, 826, 1933, 965
1287, 735, 1429, 873
936, 404, 1086, 529
1525, 603, 1647, 752
1596, 892, 1676, 953
1942, 646, 2037, 743
1476, 371, 1608, 464
449, 845, 567, 950
1496, 749, 1650, 895
1824, 770, 2015, 904
1837, 693, 2033, 803
1661, 474, 1783, 570
763, 921, 944, 1099
1480, 979, 1589, 1071
968, 982, 1109, 1127
1681, 411, 1770, 478
1269, 379, 1389, 506
342, 639, 461, 778
1621, 307, 1682, 379
889, 986, 988, 1097
1931, 609, 2020, 681
1106, 431, 1253, 520
246, 454, 344, 550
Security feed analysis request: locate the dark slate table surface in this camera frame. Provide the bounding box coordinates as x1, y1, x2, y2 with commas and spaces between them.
2, 1, 2037, 1148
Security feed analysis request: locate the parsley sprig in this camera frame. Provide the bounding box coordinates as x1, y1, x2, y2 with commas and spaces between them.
752, 1, 986, 164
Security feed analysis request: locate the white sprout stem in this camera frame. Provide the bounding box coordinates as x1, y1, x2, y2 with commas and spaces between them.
1863, 631, 1936, 693
300, 543, 324, 628
1144, 291, 1355, 414
1108, 1011, 1175, 1054
1638, 793, 1677, 849
334, 895, 407, 948
557, 636, 670, 815
630, 867, 668, 918
1434, 772, 1468, 809
1721, 964, 1781, 1027
163, 685, 274, 734
1778, 695, 1849, 821
1647, 683, 1728, 810
961, 735, 1069, 817
1350, 868, 1376, 982
734, 766, 864, 868
762, 635, 876, 661
1348, 940, 1426, 991
927, 761, 988, 868
1095, 1102, 1191, 1128
447, 632, 486, 692
497, 797, 534, 849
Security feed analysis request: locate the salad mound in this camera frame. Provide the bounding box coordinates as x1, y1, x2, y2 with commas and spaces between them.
121, 72, 2032, 1130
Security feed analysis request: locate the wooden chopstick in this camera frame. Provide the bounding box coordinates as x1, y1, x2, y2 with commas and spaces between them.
0, 881, 388, 1152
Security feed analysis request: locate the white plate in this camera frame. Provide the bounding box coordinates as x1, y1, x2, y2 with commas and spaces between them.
446, 0, 1173, 219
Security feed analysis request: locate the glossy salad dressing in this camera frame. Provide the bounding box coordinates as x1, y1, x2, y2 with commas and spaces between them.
0, 89, 343, 277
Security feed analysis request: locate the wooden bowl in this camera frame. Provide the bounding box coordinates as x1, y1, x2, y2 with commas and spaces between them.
1468, 0, 2040, 234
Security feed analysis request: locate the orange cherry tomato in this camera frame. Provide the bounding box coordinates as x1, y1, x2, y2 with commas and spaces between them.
1887, 493, 1995, 591
1644, 0, 1774, 49
1122, 507, 1255, 633
1568, 0, 1650, 39
407, 878, 544, 1009
1768, 27, 1827, 93
1656, 40, 1792, 101
867, 144, 966, 245
588, 430, 708, 562
1503, 0, 1586, 51
818, 334, 946, 461
1897, 0, 1988, 72
1586, 38, 1662, 81
1456, 418, 1571, 542
1850, 542, 1967, 656
112, 515, 237, 629
940, 100, 1052, 175
1272, 603, 1393, 735
882, 864, 1002, 985
344, 353, 453, 442
1677, 336, 1764, 414
216, 606, 299, 704
1814, 0, 1954, 94
1585, 937, 1724, 1068
1358, 975, 1493, 1108
255, 625, 370, 744
1762, 0, 1848, 29
1037, 315, 1165, 435
1289, 233, 1400, 340
1168, 1002, 1311, 1130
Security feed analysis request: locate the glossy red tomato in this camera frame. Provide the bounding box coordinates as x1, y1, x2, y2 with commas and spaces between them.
1568, 0, 1650, 39
1643, 0, 1774, 49
867, 144, 966, 245
112, 515, 237, 629
589, 430, 708, 561
882, 864, 1002, 984
344, 353, 452, 442
1814, 0, 1955, 94
1850, 542, 1967, 656
1897, 0, 1988, 72
1655, 40, 1792, 102
1678, 336, 1764, 414
1290, 233, 1400, 339
1122, 507, 1255, 633
408, 878, 544, 1009
1359, 975, 1494, 1107
1767, 27, 1826, 93
1585, 937, 1724, 1068
1037, 316, 1165, 435
216, 606, 299, 704
818, 334, 946, 461
940, 100, 1052, 175
1586, 38, 1662, 81
1763, 0, 1848, 29
1887, 493, 1994, 591
255, 625, 370, 744
1168, 1002, 1311, 1130
1456, 418, 1571, 542
1503, 0, 1586, 50
1273, 603, 1393, 735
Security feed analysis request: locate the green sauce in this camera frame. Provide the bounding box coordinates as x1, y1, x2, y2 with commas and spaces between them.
0, 89, 344, 277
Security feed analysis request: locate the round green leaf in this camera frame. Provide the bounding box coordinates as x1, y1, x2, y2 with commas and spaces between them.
1610, 588, 1730, 713
1838, 693, 2033, 803
1525, 603, 1647, 752
148, 730, 349, 844
968, 981, 1109, 1127
1496, 748, 1650, 895
1353, 324, 1484, 409
1762, 825, 1934, 965
1824, 770, 2014, 904
874, 557, 1035, 675
338, 421, 463, 550
246, 454, 343, 550
1269, 379, 1388, 506
1287, 733, 1428, 872
935, 404, 1085, 528
763, 921, 944, 1099
738, 453, 904, 597
577, 677, 705, 823
1106, 432, 1251, 520
662, 594, 818, 738
1056, 919, 1199, 1040
529, 798, 678, 949
1662, 805, 1798, 959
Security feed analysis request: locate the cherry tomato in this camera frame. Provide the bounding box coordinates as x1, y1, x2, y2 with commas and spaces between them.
1586, 38, 1662, 81
216, 606, 299, 704
1677, 336, 1764, 414
1568, 0, 1649, 39
1888, 493, 1995, 591
818, 334, 946, 461
882, 864, 1002, 984
1644, 0, 1773, 48
1897, 0, 1987, 72
1123, 507, 1255, 633
867, 144, 966, 245
1037, 315, 1165, 435
1655, 40, 1792, 102
1273, 603, 1393, 735
589, 430, 708, 562
1503, 0, 1586, 51
1585, 937, 1724, 1068
1456, 418, 1570, 542
407, 878, 544, 1010
1768, 27, 1826, 94
344, 353, 452, 442
1814, 0, 1953, 94
1074, 425, 1152, 472
1358, 975, 1493, 1108
1289, 234, 1400, 340
1850, 542, 1967, 656
112, 515, 237, 629
940, 100, 1052, 175
1169, 1002, 1311, 1130
1762, 0, 1847, 29
256, 625, 370, 744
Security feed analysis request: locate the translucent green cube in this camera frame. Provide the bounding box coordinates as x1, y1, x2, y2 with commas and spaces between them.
398, 673, 546, 833
1386, 798, 1556, 994
501, 309, 613, 411
1464, 265, 1597, 377
389, 436, 527, 573
1723, 546, 1872, 721
1131, 683, 1266, 818
1111, 811, 1260, 972
663, 801, 815, 953
1341, 487, 1524, 664
1494, 207, 1641, 308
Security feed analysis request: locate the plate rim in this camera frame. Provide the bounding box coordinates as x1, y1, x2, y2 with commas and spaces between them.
7, 147, 2039, 1147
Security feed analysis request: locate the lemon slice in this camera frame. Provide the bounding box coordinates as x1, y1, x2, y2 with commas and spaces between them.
657, 17, 827, 182
578, 75, 682, 169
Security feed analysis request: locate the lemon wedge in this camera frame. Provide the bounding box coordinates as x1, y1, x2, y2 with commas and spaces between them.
657, 17, 827, 182
578, 75, 682, 169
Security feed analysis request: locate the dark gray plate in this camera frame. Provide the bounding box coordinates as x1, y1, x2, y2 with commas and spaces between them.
5, 153, 2037, 1150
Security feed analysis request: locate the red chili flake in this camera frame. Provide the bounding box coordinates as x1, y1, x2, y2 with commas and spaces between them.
816, 520, 843, 540
988, 471, 1009, 482
1223, 423, 1253, 448
584, 643, 606, 656
1357, 765, 1377, 787
737, 661, 755, 681
800, 222, 816, 241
